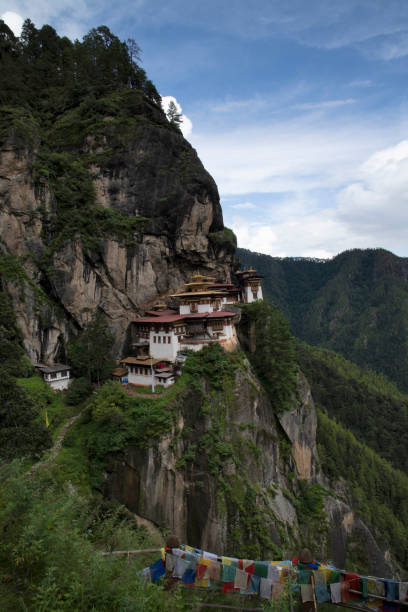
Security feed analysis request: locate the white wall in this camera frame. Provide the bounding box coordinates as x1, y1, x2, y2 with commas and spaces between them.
180, 304, 190, 314
197, 302, 213, 313
127, 370, 154, 386
244, 283, 263, 303
222, 323, 234, 339
48, 377, 71, 391
179, 341, 206, 352
125, 369, 175, 388
244, 285, 253, 303
156, 376, 175, 388
149, 330, 179, 361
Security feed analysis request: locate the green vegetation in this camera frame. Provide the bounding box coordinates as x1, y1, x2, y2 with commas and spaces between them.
238, 300, 297, 412
296, 480, 327, 522
17, 375, 82, 439
73, 375, 191, 487
0, 461, 183, 612
1, 20, 162, 264
237, 247, 408, 392
209, 227, 237, 251
65, 376, 93, 405
0, 253, 49, 305
317, 408, 408, 566
0, 20, 161, 112
0, 286, 51, 460
68, 312, 115, 385
33, 148, 149, 257
175, 345, 283, 559
296, 341, 408, 472
165, 99, 182, 127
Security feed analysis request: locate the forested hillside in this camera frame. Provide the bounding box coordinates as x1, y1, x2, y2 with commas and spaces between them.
296, 342, 408, 567
237, 247, 408, 392
296, 341, 408, 473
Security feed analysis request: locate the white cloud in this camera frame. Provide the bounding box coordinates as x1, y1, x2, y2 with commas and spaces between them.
1, 11, 24, 34
161, 95, 193, 138
0, 0, 92, 40
337, 140, 408, 233
232, 213, 343, 258
230, 202, 256, 209
212, 97, 267, 113
230, 139, 408, 258
293, 98, 356, 111
190, 115, 396, 197
349, 80, 373, 88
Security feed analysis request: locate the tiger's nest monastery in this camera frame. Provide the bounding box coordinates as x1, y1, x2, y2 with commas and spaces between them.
114, 268, 263, 388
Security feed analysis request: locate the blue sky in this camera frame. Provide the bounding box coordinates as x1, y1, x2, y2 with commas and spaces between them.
2, 1, 408, 258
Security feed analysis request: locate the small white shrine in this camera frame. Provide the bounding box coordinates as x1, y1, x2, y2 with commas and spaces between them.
35, 364, 71, 391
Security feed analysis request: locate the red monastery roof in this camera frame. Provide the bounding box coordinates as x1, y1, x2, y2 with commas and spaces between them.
133, 311, 236, 324
144, 310, 178, 317
133, 315, 185, 323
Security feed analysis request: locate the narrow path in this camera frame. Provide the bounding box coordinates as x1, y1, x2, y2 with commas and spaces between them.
27, 412, 82, 476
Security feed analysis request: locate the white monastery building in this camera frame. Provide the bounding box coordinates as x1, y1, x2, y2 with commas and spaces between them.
36, 364, 71, 391
119, 268, 263, 388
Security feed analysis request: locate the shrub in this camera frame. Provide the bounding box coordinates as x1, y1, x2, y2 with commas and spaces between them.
66, 377, 93, 405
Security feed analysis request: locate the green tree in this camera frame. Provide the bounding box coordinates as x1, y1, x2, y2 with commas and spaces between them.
239, 301, 297, 411
0, 285, 50, 460
68, 312, 115, 385
166, 99, 182, 126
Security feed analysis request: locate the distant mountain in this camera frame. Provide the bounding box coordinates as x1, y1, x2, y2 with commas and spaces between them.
237, 247, 408, 392
295, 340, 408, 474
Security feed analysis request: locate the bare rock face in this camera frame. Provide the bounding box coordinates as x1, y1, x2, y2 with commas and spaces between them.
0, 92, 234, 361
279, 373, 319, 482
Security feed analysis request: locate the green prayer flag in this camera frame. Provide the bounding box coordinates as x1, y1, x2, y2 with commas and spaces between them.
222, 564, 236, 582
298, 569, 312, 585
328, 570, 341, 584
254, 562, 268, 578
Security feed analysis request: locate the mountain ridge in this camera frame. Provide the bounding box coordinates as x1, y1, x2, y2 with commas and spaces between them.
237, 246, 408, 392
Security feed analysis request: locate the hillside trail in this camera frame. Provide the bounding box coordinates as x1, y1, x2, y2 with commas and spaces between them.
27, 412, 82, 476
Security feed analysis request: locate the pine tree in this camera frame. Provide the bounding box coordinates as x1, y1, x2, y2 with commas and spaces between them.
166, 100, 182, 127
68, 312, 115, 385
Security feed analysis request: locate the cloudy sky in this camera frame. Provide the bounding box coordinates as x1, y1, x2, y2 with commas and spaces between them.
2, 1, 408, 258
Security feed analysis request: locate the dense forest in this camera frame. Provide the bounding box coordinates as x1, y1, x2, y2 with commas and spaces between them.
237, 247, 408, 392
0, 19, 161, 111
296, 342, 408, 567
296, 341, 408, 473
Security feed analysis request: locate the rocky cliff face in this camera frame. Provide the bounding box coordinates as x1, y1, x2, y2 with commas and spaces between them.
102, 356, 396, 576
0, 91, 235, 362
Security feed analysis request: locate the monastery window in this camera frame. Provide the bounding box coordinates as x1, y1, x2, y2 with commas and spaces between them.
154, 336, 156, 343
212, 320, 223, 330
61, 370, 68, 377
51, 372, 57, 379
168, 336, 171, 344
158, 336, 161, 343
